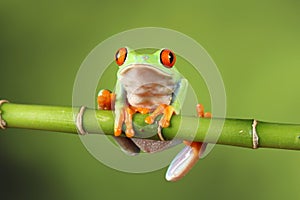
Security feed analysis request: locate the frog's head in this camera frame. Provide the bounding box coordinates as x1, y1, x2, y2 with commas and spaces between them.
115, 47, 181, 80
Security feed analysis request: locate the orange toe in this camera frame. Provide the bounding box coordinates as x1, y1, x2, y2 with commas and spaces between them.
196, 104, 204, 117
98, 89, 114, 110
204, 112, 212, 118
114, 128, 122, 136
145, 116, 154, 124
125, 128, 135, 138
196, 104, 212, 118
160, 105, 174, 128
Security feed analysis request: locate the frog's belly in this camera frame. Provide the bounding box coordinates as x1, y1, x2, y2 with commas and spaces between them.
119, 64, 177, 111
126, 84, 174, 111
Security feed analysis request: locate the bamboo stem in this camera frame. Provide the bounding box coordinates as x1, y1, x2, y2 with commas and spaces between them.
1, 102, 300, 150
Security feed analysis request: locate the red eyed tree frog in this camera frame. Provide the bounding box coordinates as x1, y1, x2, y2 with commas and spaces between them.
97, 47, 211, 181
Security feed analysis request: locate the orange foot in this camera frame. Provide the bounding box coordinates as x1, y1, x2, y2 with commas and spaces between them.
196, 103, 212, 118
145, 104, 175, 140
97, 89, 116, 110
114, 105, 150, 138
98, 90, 151, 138
145, 104, 175, 128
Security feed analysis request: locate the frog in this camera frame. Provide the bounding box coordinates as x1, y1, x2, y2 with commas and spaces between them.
97, 47, 211, 181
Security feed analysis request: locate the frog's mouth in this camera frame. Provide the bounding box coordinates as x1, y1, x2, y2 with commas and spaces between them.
119, 64, 175, 89
119, 64, 172, 78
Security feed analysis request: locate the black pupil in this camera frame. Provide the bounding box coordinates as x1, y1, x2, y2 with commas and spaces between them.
116, 52, 120, 60
168, 52, 174, 63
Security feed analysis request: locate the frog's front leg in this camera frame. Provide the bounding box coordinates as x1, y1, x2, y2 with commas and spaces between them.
113, 106, 125, 136
144, 104, 175, 141
145, 104, 175, 128
115, 106, 136, 138
97, 89, 116, 110
115, 105, 150, 137
98, 89, 126, 136
98, 89, 127, 136
98, 89, 141, 155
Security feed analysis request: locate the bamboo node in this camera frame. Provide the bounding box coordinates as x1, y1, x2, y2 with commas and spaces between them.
0, 100, 9, 129
76, 106, 88, 135
252, 119, 259, 149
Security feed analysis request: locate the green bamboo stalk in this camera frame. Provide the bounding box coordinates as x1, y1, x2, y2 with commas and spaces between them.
1, 102, 300, 150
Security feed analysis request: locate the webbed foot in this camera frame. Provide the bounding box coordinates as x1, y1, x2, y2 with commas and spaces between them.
166, 103, 211, 181
97, 89, 116, 110
166, 142, 207, 181
145, 104, 174, 128
145, 104, 175, 140
114, 106, 150, 138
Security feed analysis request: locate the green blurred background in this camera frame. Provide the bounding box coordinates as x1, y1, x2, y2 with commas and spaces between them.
1, 0, 300, 199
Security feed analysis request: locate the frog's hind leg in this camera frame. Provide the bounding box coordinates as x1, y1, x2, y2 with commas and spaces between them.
131, 138, 181, 153
113, 136, 140, 156
165, 142, 207, 181
166, 103, 211, 181
98, 89, 140, 155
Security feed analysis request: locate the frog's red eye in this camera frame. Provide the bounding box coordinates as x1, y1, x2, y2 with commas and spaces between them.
160, 49, 176, 68
115, 47, 127, 66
